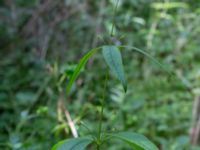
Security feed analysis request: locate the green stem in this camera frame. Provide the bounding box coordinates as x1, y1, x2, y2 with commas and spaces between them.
97, 71, 109, 149
110, 0, 120, 37
96, 1, 118, 149
98, 102, 104, 141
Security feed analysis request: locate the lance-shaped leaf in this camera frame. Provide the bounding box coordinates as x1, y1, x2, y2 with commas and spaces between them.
51, 137, 93, 150
118, 45, 171, 75
66, 47, 100, 96
66, 45, 167, 96
102, 46, 127, 92
106, 132, 159, 150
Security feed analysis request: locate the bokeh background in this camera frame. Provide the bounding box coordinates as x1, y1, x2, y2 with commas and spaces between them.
0, 0, 200, 149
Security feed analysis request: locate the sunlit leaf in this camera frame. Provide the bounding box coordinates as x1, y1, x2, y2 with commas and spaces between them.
102, 45, 127, 92
151, 2, 188, 10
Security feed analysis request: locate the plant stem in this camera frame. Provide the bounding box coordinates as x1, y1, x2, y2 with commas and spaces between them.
97, 145, 100, 150
97, 71, 109, 149
98, 101, 104, 141
110, 0, 120, 37
97, 1, 118, 149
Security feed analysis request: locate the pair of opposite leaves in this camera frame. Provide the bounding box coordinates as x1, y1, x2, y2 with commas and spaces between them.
66, 45, 163, 96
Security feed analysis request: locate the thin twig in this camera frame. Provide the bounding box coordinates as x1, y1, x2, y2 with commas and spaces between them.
58, 93, 79, 138
63, 107, 78, 138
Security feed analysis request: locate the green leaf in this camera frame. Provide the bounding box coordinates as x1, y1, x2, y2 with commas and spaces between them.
119, 45, 172, 75
51, 137, 93, 150
107, 132, 158, 150
66, 45, 168, 96
66, 47, 100, 96
151, 2, 188, 10
102, 46, 127, 92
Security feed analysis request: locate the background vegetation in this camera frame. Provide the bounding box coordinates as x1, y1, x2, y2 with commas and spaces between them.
0, 0, 200, 149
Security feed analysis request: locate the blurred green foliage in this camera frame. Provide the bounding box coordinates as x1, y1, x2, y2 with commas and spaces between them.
0, 0, 200, 149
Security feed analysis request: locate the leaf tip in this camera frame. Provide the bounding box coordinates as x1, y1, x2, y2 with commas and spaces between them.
123, 84, 127, 93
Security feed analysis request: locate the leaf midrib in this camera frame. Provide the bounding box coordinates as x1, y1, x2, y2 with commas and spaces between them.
107, 47, 124, 85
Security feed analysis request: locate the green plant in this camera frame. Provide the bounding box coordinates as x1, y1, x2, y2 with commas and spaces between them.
1, 0, 200, 149
52, 45, 161, 150
51, 1, 169, 150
